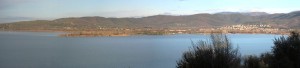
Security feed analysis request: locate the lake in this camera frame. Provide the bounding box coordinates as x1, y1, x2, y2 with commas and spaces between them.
0, 31, 283, 68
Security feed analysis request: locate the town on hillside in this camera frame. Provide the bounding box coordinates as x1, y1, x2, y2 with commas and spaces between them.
59, 24, 293, 37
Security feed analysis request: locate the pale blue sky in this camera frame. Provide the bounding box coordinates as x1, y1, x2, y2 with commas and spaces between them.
0, 0, 299, 23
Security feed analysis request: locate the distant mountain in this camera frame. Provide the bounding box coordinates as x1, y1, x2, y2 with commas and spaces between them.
268, 11, 300, 28
215, 12, 241, 15
241, 12, 269, 16
0, 17, 36, 23
1, 11, 300, 30
215, 12, 269, 16
273, 11, 300, 19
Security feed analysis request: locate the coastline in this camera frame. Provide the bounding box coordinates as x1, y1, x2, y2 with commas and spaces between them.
0, 29, 290, 37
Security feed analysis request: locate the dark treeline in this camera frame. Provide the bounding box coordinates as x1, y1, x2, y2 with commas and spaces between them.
177, 32, 300, 68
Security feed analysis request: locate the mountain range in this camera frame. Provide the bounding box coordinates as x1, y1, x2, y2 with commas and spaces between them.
1, 11, 300, 30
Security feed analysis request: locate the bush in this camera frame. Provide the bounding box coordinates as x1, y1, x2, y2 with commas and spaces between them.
176, 34, 241, 68
243, 53, 270, 68
243, 55, 260, 68
177, 32, 300, 68
270, 31, 300, 68
243, 31, 300, 68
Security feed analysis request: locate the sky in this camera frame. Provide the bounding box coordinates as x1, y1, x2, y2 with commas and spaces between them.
0, 0, 299, 23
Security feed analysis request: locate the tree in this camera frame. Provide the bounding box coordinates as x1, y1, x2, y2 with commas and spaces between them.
243, 31, 300, 68
177, 34, 241, 68
270, 31, 300, 68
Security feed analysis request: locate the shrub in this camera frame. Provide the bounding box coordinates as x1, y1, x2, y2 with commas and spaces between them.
270, 31, 300, 68
177, 32, 300, 68
177, 34, 241, 68
243, 55, 260, 68
242, 31, 300, 68
243, 53, 270, 68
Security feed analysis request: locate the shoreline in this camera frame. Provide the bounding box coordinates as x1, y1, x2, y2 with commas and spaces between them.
0, 30, 290, 37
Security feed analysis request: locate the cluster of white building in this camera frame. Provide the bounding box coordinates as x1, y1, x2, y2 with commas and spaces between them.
219, 24, 272, 30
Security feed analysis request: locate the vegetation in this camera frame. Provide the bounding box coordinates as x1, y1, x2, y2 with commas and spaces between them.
243, 53, 270, 68
270, 31, 300, 68
242, 32, 300, 68
177, 31, 300, 68
243, 55, 261, 68
177, 34, 241, 68
137, 30, 166, 35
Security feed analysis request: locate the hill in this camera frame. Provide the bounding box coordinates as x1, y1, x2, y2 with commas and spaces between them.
1, 11, 300, 30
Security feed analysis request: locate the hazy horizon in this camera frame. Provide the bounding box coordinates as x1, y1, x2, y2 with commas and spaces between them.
0, 0, 299, 23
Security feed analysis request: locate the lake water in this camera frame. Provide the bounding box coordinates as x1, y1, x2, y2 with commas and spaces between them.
0, 32, 283, 68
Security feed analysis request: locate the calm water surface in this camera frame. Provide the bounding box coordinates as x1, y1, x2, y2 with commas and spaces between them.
0, 31, 283, 68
